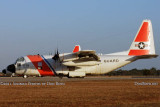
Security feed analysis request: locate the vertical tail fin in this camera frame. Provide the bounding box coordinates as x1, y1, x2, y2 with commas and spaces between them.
128, 20, 156, 56
73, 45, 81, 53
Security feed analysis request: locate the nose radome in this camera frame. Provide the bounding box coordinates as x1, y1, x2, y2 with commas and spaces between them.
7, 64, 15, 73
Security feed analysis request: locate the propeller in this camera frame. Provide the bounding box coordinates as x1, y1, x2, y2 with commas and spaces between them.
52, 48, 60, 62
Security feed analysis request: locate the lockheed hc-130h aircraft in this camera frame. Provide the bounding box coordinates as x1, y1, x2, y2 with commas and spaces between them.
2, 20, 158, 78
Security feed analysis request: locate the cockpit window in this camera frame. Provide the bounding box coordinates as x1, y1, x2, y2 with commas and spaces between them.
16, 57, 25, 62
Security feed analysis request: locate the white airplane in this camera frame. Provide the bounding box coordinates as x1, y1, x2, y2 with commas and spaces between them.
2, 20, 158, 78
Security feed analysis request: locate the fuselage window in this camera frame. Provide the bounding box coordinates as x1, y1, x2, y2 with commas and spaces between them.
38, 62, 42, 69
16, 57, 25, 64
17, 63, 21, 67
23, 64, 29, 68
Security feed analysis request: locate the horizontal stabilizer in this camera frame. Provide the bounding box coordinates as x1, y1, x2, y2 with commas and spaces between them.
136, 54, 158, 59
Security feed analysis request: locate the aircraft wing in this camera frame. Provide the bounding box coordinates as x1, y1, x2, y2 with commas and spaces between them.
61, 50, 100, 66
74, 50, 100, 61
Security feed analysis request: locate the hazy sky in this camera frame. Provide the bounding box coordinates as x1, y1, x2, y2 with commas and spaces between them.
0, 0, 160, 71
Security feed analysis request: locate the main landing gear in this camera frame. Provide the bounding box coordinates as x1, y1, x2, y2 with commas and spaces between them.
23, 75, 28, 78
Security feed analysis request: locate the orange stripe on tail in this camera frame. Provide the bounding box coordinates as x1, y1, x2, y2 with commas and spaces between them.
128, 50, 149, 56
135, 22, 149, 42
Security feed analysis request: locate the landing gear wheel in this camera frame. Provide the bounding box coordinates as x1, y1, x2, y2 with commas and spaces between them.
11, 73, 15, 77
23, 75, 28, 78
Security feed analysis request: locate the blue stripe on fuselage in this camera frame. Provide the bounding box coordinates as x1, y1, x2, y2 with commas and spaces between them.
41, 55, 57, 75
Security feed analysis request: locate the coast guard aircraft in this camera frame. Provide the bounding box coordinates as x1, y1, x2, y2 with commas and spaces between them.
2, 20, 158, 78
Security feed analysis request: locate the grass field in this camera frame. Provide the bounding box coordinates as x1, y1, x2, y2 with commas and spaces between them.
0, 79, 160, 107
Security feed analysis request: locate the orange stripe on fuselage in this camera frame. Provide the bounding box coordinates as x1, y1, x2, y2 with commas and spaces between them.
128, 50, 149, 56
27, 55, 54, 76
135, 22, 149, 42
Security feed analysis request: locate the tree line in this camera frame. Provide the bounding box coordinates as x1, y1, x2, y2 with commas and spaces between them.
0, 67, 160, 76
106, 67, 160, 76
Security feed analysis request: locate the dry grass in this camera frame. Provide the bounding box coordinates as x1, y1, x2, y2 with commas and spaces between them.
0, 79, 160, 107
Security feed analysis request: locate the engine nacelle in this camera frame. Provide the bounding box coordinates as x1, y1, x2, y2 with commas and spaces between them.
68, 71, 86, 78
56, 71, 69, 76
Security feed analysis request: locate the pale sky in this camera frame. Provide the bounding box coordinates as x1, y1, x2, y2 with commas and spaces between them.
0, 0, 160, 71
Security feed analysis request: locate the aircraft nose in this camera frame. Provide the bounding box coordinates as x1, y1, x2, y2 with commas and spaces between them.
7, 64, 15, 73
2, 69, 6, 74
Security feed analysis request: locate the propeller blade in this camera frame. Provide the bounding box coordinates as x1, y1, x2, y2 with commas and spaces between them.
52, 48, 60, 61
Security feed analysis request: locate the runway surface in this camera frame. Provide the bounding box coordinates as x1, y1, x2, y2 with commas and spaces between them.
0, 76, 160, 82
0, 76, 160, 106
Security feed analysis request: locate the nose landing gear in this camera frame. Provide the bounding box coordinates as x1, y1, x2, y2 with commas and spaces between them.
11, 73, 16, 77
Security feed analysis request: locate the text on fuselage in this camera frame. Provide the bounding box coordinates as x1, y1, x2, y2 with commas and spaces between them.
104, 59, 119, 63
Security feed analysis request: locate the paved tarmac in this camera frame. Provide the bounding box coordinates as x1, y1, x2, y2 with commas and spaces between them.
0, 76, 160, 83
